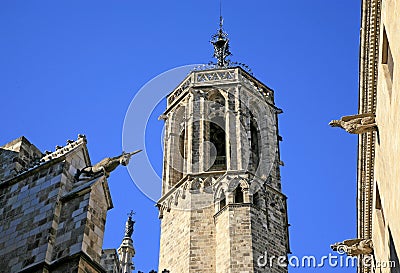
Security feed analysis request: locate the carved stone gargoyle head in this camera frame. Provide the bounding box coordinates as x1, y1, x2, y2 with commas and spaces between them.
329, 113, 377, 134
120, 151, 137, 166
331, 238, 373, 256
75, 150, 142, 181
328, 120, 341, 127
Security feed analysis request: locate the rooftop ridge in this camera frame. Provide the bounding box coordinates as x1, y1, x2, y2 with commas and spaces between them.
4, 134, 88, 180
40, 134, 87, 163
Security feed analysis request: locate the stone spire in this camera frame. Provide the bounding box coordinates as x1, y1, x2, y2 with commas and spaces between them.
211, 14, 231, 67
118, 211, 135, 273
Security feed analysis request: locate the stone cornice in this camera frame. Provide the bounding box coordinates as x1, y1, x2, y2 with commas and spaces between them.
157, 170, 231, 205
213, 202, 252, 219
165, 67, 275, 114
18, 251, 106, 273
157, 169, 287, 220
357, 0, 381, 272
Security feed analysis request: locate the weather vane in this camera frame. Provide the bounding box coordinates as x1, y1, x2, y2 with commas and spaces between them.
211, 0, 231, 67
205, 0, 252, 74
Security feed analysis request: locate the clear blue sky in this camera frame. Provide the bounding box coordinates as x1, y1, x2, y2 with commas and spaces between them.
1, 1, 361, 272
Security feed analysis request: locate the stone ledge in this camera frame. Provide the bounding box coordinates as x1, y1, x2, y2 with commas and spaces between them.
213, 202, 252, 218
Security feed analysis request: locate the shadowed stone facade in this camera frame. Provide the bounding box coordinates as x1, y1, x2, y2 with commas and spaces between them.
101, 249, 122, 273
157, 67, 290, 273
0, 136, 130, 273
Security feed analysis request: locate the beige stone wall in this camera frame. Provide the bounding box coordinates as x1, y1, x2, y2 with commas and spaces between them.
158, 190, 217, 272
188, 192, 215, 272
215, 207, 230, 272
224, 204, 254, 272
158, 173, 289, 273
370, 0, 400, 270
158, 195, 191, 272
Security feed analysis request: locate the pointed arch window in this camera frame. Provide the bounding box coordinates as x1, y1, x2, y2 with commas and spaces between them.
179, 128, 186, 160
250, 115, 261, 172
234, 184, 244, 203
206, 91, 227, 171
219, 190, 226, 210
204, 117, 227, 171
209, 91, 225, 109
169, 107, 186, 187
210, 116, 226, 168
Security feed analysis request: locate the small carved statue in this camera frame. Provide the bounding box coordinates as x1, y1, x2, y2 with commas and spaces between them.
331, 238, 374, 256
75, 150, 141, 180
124, 212, 135, 238
329, 113, 377, 134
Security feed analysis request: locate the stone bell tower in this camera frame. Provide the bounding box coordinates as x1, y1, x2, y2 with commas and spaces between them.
157, 16, 290, 273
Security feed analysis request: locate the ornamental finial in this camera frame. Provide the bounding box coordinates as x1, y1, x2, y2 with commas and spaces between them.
211, 0, 231, 67
124, 210, 135, 238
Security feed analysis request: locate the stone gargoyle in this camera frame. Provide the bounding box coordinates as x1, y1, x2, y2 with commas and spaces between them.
329, 113, 377, 134
75, 150, 141, 180
331, 238, 374, 256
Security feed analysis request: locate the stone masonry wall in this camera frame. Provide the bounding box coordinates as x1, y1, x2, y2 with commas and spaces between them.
371, 0, 400, 271
53, 191, 89, 262
0, 161, 64, 272
215, 206, 230, 273
251, 203, 287, 273
158, 195, 191, 272
159, 186, 216, 273
0, 137, 42, 182
101, 249, 121, 273
84, 180, 110, 263
227, 204, 254, 272
188, 192, 215, 272
0, 137, 112, 273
